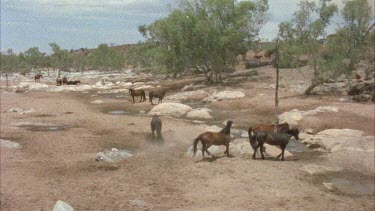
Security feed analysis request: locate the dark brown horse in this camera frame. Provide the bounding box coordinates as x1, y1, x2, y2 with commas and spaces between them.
56, 78, 62, 86
193, 121, 233, 158
248, 128, 297, 161
129, 88, 146, 103
66, 80, 81, 85
34, 74, 43, 82
264, 52, 272, 60
62, 77, 68, 85
149, 89, 166, 105
150, 114, 163, 143
254, 55, 262, 61
251, 123, 299, 140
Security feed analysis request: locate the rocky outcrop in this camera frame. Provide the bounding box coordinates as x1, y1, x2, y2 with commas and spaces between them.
203, 90, 245, 102
186, 108, 213, 119
95, 148, 133, 162
278, 106, 339, 126
148, 103, 193, 117
52, 200, 74, 211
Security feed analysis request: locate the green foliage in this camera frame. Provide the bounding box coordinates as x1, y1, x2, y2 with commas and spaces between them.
0, 49, 20, 73
87, 44, 124, 71
139, 0, 269, 82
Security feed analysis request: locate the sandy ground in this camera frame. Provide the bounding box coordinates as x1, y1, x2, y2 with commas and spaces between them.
1, 67, 374, 210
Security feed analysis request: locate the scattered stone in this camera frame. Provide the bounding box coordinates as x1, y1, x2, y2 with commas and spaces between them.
7, 107, 23, 113
300, 164, 343, 175
164, 90, 209, 101
95, 149, 133, 162
148, 103, 192, 117
0, 139, 21, 149
129, 199, 147, 207
322, 183, 336, 192
192, 120, 205, 124
52, 200, 74, 211
90, 100, 105, 104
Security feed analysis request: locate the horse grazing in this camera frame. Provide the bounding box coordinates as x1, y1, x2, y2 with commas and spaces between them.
150, 114, 163, 143
149, 89, 166, 105
34, 74, 43, 82
56, 78, 63, 86
62, 77, 68, 85
193, 121, 233, 158
248, 128, 298, 161
129, 88, 146, 103
251, 123, 299, 140
66, 80, 81, 85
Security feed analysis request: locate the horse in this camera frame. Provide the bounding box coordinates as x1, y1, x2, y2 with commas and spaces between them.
149, 89, 166, 105
150, 114, 163, 143
66, 80, 81, 85
251, 123, 299, 140
62, 77, 68, 85
129, 88, 146, 103
254, 55, 263, 61
248, 128, 297, 161
264, 52, 272, 60
34, 74, 43, 82
56, 78, 63, 86
193, 121, 233, 158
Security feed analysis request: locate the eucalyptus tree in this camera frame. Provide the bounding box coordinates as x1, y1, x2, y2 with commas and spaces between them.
140, 0, 269, 83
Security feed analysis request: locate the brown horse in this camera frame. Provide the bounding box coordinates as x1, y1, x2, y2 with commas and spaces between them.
264, 52, 272, 60
149, 89, 166, 105
56, 78, 63, 86
62, 77, 68, 85
34, 74, 43, 82
129, 88, 146, 103
254, 55, 262, 61
251, 123, 299, 140
150, 114, 163, 143
193, 121, 233, 158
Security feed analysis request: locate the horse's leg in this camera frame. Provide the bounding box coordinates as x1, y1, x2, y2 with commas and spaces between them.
201, 141, 206, 158
139, 95, 142, 102
225, 143, 230, 157
280, 145, 286, 161
132, 95, 135, 103
205, 144, 212, 156
259, 144, 265, 160
252, 146, 258, 159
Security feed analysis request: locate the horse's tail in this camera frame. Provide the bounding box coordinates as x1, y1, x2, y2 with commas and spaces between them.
193, 135, 202, 156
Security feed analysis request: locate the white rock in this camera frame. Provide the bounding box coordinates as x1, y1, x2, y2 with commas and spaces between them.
263, 144, 293, 158
203, 125, 222, 132
164, 90, 209, 101
95, 150, 133, 162
129, 199, 147, 207
186, 108, 213, 119
323, 183, 336, 191
203, 90, 245, 102
148, 103, 192, 117
300, 164, 343, 175
186, 145, 202, 157
7, 107, 23, 113
90, 100, 105, 104
279, 106, 339, 127
0, 139, 21, 149
52, 200, 74, 211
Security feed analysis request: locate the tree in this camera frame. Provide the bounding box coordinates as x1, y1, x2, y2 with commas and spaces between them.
0, 49, 19, 73
278, 0, 338, 95
23, 47, 44, 72
49, 43, 71, 71
87, 44, 124, 71
140, 0, 269, 83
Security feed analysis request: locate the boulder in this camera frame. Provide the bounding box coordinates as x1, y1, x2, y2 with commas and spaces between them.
300, 164, 343, 175
0, 139, 21, 149
164, 90, 209, 102
301, 129, 374, 152
52, 200, 74, 211
279, 106, 339, 126
148, 103, 192, 117
203, 90, 245, 102
186, 108, 213, 119
95, 149, 133, 162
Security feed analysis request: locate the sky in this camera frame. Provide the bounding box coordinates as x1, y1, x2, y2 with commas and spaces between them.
0, 0, 353, 54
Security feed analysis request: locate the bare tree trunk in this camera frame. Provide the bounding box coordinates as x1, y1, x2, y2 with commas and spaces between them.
57, 69, 60, 78
274, 39, 280, 132
304, 79, 320, 95
5, 73, 9, 91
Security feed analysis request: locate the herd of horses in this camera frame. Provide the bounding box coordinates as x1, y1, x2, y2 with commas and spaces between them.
129, 88, 166, 105
192, 121, 299, 161
56, 77, 81, 86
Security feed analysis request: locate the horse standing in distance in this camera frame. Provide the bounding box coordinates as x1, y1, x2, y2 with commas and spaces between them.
66, 80, 81, 85
149, 89, 166, 105
129, 88, 146, 103
56, 78, 62, 86
34, 74, 43, 82
250, 123, 299, 140
193, 121, 233, 158
62, 77, 68, 85
150, 114, 163, 144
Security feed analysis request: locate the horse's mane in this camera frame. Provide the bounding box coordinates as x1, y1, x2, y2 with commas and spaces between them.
220, 121, 232, 135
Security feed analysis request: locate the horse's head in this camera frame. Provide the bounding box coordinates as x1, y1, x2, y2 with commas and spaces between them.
287, 128, 299, 140
226, 120, 233, 127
